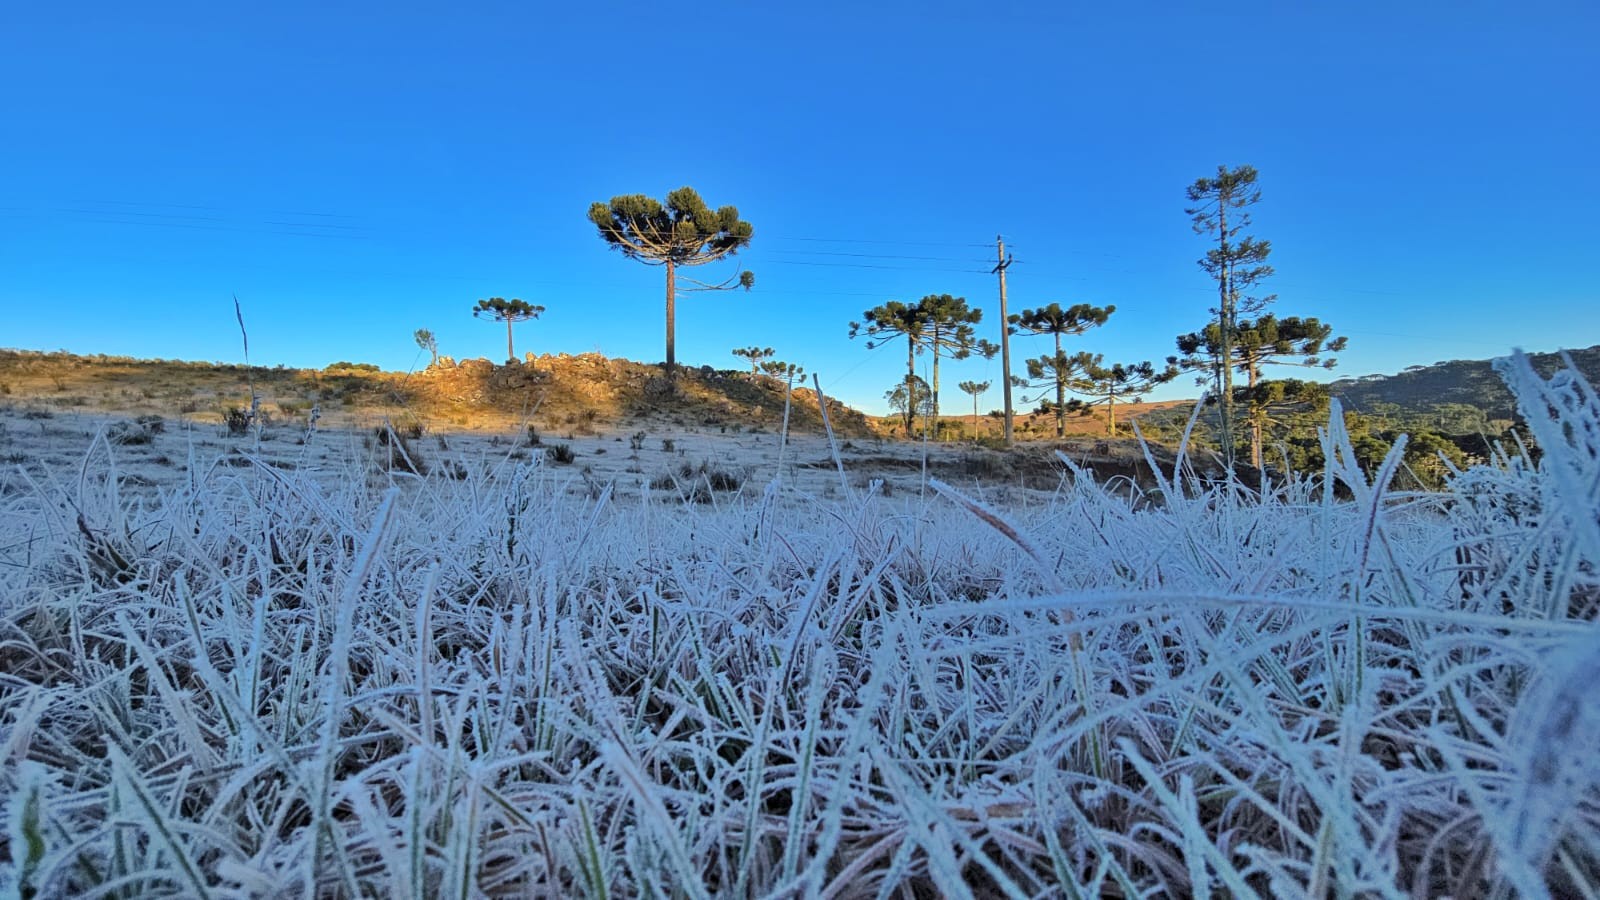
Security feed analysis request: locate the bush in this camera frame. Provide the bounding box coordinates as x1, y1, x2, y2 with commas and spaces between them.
108, 419, 160, 446
549, 443, 576, 464
222, 406, 252, 436
372, 425, 426, 474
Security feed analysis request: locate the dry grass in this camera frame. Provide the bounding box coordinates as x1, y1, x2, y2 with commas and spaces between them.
0, 349, 873, 440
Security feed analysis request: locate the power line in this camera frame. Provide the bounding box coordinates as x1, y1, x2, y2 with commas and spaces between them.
763, 259, 993, 274
764, 247, 993, 264
762, 235, 993, 248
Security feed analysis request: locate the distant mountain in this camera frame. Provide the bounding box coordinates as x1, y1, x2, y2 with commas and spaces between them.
1327, 345, 1600, 431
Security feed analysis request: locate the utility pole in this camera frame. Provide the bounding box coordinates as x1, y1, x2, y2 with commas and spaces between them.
993, 235, 1015, 447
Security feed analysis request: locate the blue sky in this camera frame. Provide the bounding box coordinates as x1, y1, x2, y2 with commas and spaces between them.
2, 1, 1596, 415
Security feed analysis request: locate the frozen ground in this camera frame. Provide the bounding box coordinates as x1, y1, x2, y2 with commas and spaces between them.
1, 353, 1597, 897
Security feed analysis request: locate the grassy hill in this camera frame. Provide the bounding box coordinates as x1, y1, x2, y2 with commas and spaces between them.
1327, 344, 1600, 432
0, 348, 874, 437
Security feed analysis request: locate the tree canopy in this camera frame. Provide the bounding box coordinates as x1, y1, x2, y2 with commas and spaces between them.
732, 346, 774, 375
588, 187, 754, 368
886, 375, 934, 425
1009, 302, 1114, 436
471, 298, 544, 362
918, 294, 990, 424
1176, 314, 1348, 468
1064, 354, 1179, 435
413, 328, 438, 367
958, 379, 991, 434
849, 300, 930, 431
849, 295, 989, 432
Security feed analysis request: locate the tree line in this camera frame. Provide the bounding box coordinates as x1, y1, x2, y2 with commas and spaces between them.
411, 172, 1363, 469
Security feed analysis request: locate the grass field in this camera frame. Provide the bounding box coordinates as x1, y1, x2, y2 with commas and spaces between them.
1, 351, 1596, 897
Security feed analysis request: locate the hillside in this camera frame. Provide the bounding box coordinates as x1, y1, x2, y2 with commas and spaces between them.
1327, 344, 1600, 431
0, 349, 874, 437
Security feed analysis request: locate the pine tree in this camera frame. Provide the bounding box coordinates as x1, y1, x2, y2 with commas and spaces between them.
958, 380, 990, 438
732, 346, 775, 375
588, 187, 754, 368
1185, 165, 1274, 464
1176, 314, 1347, 468
471, 298, 544, 362
1065, 354, 1179, 436
1009, 302, 1114, 437
917, 294, 990, 426
758, 358, 803, 383
849, 300, 929, 432
1014, 350, 1088, 427
413, 328, 438, 367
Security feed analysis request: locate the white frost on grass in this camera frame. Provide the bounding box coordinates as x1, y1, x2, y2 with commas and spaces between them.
0, 353, 1597, 897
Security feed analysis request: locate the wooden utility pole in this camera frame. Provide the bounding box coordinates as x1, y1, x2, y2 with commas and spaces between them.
993, 235, 1015, 447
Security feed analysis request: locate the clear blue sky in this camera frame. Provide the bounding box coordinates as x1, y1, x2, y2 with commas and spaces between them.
3, 1, 1596, 415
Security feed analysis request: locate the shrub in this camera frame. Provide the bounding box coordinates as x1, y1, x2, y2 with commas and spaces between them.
372, 425, 426, 474
107, 420, 156, 446
222, 406, 251, 436
549, 443, 576, 464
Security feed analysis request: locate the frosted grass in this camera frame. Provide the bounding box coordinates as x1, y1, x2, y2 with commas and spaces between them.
1, 353, 1597, 897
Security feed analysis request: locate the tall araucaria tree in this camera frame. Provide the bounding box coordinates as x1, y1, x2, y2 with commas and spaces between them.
471, 298, 544, 362
849, 300, 930, 432
917, 293, 991, 426
1065, 353, 1179, 436
588, 187, 754, 369
850, 295, 992, 435
1186, 164, 1274, 464
1009, 302, 1115, 437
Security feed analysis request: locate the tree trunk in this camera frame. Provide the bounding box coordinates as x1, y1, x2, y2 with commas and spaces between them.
665, 260, 677, 369
1053, 333, 1065, 438
905, 337, 916, 432
1108, 394, 1117, 436
505, 319, 514, 363
931, 339, 941, 440
1217, 201, 1235, 466
1248, 358, 1263, 470
972, 394, 979, 440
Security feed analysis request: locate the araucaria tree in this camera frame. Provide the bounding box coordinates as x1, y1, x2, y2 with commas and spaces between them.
732, 346, 774, 375
413, 328, 438, 367
1009, 302, 1115, 437
1186, 164, 1274, 463
849, 300, 929, 432
917, 293, 990, 425
1015, 350, 1088, 426
759, 358, 803, 383
958, 380, 990, 436
1065, 354, 1179, 436
472, 298, 544, 362
588, 187, 754, 368
1176, 314, 1347, 468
